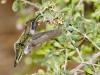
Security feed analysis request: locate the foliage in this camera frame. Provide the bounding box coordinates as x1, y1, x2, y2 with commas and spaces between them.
12, 0, 100, 75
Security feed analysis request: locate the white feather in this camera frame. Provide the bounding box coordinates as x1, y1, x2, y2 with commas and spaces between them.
18, 52, 23, 62
30, 30, 35, 34
24, 46, 29, 54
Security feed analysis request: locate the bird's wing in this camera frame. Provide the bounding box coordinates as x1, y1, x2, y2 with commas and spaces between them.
32, 29, 62, 46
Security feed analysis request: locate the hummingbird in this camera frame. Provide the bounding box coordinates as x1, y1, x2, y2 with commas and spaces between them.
14, 14, 62, 67
14, 14, 40, 67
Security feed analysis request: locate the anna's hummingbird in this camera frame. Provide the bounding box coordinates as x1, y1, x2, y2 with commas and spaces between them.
14, 14, 62, 67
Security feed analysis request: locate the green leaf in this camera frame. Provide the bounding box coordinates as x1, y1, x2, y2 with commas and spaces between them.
72, 56, 81, 63
86, 25, 92, 34
38, 69, 45, 75
74, 12, 81, 22
71, 0, 78, 5
77, 21, 84, 33
67, 44, 75, 50
12, 0, 19, 12
42, 0, 47, 5
92, 23, 98, 40
35, 3, 42, 9
33, 56, 44, 63
81, 45, 92, 54
84, 66, 94, 74
60, 6, 70, 12
45, 63, 55, 69
35, 49, 45, 55
71, 35, 83, 40
61, 70, 71, 75
35, 47, 50, 55
96, 43, 100, 47
74, 40, 83, 47
46, 23, 54, 30
68, 51, 76, 57
54, 41, 63, 48
44, 11, 53, 19
58, 32, 68, 47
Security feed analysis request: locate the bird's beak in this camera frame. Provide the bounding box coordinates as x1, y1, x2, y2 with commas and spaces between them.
14, 60, 17, 67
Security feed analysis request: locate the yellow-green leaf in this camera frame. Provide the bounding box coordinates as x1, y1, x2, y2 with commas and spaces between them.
68, 51, 76, 57
12, 0, 19, 12
54, 41, 63, 48
84, 67, 94, 74
38, 69, 45, 75
72, 56, 81, 63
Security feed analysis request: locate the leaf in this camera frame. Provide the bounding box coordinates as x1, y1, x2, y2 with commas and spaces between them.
86, 25, 92, 34
72, 56, 81, 63
84, 66, 94, 74
71, 35, 83, 40
67, 26, 73, 32
96, 43, 100, 47
77, 21, 85, 33
81, 45, 92, 54
36, 47, 50, 55
35, 49, 46, 55
38, 69, 45, 75
45, 63, 55, 69
54, 41, 63, 48
67, 44, 75, 50
96, 38, 100, 47
68, 51, 76, 57
74, 12, 81, 22
35, 3, 42, 9
60, 6, 71, 12
46, 23, 54, 30
71, 0, 78, 5
44, 11, 53, 19
42, 0, 47, 5
12, 0, 19, 12
92, 23, 98, 40
74, 13, 84, 33
74, 40, 83, 47
33, 57, 44, 63
61, 70, 71, 75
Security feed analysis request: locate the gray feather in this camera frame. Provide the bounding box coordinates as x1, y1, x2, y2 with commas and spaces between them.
32, 29, 62, 46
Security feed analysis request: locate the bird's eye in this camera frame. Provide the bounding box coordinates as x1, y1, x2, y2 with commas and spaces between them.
16, 43, 24, 48
19, 43, 24, 46
17, 43, 23, 46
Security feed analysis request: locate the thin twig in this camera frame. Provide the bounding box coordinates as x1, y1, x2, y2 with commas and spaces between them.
67, 31, 84, 62
77, 0, 83, 8
21, 0, 48, 12
62, 49, 68, 73
21, 0, 39, 8
83, 62, 100, 67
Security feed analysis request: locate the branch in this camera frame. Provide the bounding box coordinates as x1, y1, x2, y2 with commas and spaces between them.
70, 51, 100, 73
20, 0, 39, 8
67, 30, 84, 62
70, 25, 100, 73
71, 26, 100, 51
77, 0, 83, 8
